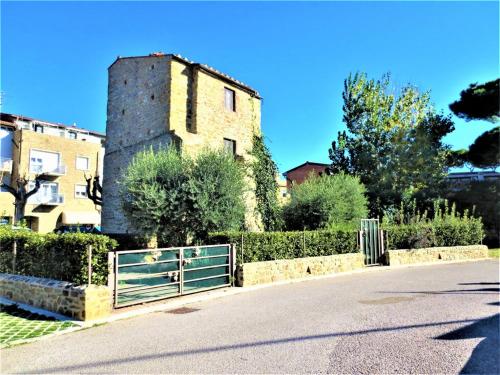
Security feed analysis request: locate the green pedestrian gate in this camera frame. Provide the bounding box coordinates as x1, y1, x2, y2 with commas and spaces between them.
359, 219, 385, 265
111, 244, 234, 308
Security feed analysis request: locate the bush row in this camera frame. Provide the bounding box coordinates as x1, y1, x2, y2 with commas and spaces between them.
384, 220, 484, 250
208, 230, 358, 263
0, 226, 117, 285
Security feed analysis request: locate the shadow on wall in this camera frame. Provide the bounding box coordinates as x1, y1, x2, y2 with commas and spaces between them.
436, 313, 499, 374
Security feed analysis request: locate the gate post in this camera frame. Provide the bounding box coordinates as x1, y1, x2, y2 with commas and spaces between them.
107, 251, 115, 289
231, 244, 236, 287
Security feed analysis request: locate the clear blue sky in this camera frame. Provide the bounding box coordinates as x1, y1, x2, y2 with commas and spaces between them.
1, 1, 498, 173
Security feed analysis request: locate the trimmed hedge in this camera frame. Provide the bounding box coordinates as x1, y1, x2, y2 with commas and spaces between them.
384, 220, 484, 250
0, 226, 117, 285
208, 230, 358, 263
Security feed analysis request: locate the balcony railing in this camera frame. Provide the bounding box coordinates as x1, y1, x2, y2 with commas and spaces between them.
0, 158, 13, 173
28, 193, 65, 206
30, 164, 67, 176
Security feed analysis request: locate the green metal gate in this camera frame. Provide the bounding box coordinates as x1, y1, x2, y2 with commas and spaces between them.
359, 219, 385, 265
112, 244, 234, 308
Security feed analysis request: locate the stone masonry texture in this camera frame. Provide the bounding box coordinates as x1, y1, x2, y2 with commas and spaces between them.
0, 274, 112, 321
236, 253, 365, 287
386, 245, 489, 266
102, 54, 262, 234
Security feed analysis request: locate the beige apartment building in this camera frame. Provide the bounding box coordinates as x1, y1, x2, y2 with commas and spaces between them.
0, 113, 105, 233
102, 52, 262, 234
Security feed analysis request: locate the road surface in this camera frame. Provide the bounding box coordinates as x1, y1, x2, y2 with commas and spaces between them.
1, 260, 499, 374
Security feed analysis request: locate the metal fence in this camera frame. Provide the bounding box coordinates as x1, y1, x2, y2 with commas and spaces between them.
110, 244, 234, 308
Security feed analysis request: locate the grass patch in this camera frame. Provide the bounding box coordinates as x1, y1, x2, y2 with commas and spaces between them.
0, 304, 77, 347
488, 249, 500, 258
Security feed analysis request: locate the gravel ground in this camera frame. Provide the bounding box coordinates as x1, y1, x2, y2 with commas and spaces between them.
1, 259, 499, 374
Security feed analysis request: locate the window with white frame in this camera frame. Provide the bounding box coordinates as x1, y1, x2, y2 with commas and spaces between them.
27, 181, 59, 203
76, 156, 89, 171
75, 184, 87, 198
30, 150, 60, 174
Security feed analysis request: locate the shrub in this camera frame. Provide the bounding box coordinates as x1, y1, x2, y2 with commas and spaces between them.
121, 147, 246, 246
383, 201, 484, 249
0, 226, 117, 285
283, 173, 368, 230
208, 229, 358, 263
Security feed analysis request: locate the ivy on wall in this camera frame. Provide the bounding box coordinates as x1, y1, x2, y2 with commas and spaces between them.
250, 135, 282, 231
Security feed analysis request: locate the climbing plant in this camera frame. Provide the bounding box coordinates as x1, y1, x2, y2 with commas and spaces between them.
250, 135, 282, 231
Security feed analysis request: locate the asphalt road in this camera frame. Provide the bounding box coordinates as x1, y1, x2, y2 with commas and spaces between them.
1, 260, 499, 374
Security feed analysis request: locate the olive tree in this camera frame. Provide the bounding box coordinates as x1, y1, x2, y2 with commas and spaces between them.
120, 147, 246, 246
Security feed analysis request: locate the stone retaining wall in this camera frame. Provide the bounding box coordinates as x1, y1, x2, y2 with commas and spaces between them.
236, 253, 365, 287
0, 274, 112, 321
386, 245, 489, 266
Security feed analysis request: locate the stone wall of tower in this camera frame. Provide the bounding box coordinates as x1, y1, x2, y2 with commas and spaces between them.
102, 56, 173, 234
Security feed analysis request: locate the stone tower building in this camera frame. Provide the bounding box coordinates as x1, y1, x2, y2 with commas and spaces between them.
102, 53, 262, 235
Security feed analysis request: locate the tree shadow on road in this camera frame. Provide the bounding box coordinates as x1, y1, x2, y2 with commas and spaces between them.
32, 317, 487, 373
436, 313, 499, 374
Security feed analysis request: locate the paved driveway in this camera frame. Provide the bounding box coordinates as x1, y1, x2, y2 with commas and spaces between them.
1, 260, 499, 374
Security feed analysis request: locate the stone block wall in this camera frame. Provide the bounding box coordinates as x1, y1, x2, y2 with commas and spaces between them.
0, 274, 112, 321
236, 253, 365, 287
386, 245, 489, 266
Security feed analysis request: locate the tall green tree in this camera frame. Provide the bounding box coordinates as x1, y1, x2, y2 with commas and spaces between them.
250, 135, 282, 231
449, 78, 499, 170
329, 73, 454, 216
449, 78, 499, 122
121, 147, 245, 246
467, 126, 499, 170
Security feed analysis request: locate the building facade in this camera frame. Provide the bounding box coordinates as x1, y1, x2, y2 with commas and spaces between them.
102, 53, 262, 234
0, 113, 104, 232
447, 171, 500, 191
283, 162, 329, 190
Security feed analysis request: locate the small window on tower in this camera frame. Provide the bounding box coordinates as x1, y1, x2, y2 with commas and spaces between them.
224, 88, 236, 112
223, 138, 236, 156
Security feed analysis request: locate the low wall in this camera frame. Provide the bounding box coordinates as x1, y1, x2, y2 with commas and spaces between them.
0, 274, 112, 321
236, 253, 364, 287
386, 245, 489, 266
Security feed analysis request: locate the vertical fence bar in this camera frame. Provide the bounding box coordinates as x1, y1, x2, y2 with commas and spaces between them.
231, 244, 236, 287
241, 234, 244, 264
179, 248, 184, 295
87, 245, 93, 285
12, 240, 17, 273
114, 251, 119, 308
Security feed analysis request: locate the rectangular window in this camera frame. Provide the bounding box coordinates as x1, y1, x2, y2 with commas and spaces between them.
27, 181, 59, 204
34, 124, 44, 133
68, 131, 77, 140
223, 138, 236, 156
224, 88, 236, 112
29, 150, 60, 174
76, 156, 89, 171
75, 184, 88, 199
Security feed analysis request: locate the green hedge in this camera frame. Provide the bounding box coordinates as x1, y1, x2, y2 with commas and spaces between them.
0, 226, 117, 285
384, 220, 484, 250
208, 230, 358, 263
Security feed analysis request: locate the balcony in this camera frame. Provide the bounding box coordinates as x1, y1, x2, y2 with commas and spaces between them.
30, 164, 67, 176
1, 158, 13, 173
28, 193, 65, 206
